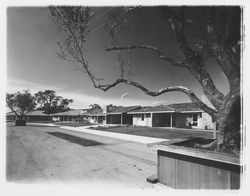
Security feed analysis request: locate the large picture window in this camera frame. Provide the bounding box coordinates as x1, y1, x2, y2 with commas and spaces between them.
193, 114, 197, 126
188, 113, 198, 126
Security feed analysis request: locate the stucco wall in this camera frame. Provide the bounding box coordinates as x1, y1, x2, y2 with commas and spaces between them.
175, 112, 213, 129
200, 112, 213, 130
132, 112, 213, 130
89, 117, 98, 124
133, 113, 152, 127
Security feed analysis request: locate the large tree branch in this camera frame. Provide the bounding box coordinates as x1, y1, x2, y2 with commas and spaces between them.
6, 102, 20, 117
159, 7, 226, 110
107, 44, 225, 110
94, 78, 217, 119
188, 65, 226, 109
205, 8, 240, 92
106, 45, 187, 67
159, 7, 195, 58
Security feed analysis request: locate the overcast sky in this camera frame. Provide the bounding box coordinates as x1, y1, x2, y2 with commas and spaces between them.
7, 6, 230, 109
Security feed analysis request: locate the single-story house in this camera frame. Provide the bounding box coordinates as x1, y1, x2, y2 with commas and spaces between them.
85, 108, 106, 124
127, 103, 214, 130
6, 103, 214, 130
51, 109, 87, 123
6, 111, 51, 122
85, 105, 141, 125
104, 105, 141, 125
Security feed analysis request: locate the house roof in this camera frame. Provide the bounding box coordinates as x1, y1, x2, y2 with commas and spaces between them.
107, 106, 140, 114
128, 105, 175, 113
7, 103, 203, 117
167, 102, 203, 112
128, 102, 203, 113
86, 108, 104, 115
51, 109, 86, 116
6, 111, 49, 116
85, 105, 140, 115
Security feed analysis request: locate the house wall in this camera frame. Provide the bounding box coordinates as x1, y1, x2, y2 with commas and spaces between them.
132, 112, 213, 130
7, 115, 50, 122
89, 116, 98, 124
200, 112, 213, 130
6, 115, 16, 121
26, 116, 51, 122
133, 113, 152, 126
54, 115, 83, 122
175, 112, 213, 129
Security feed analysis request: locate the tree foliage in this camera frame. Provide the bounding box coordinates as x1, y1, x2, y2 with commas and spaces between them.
49, 6, 242, 153
89, 103, 101, 109
35, 90, 73, 114
6, 90, 36, 120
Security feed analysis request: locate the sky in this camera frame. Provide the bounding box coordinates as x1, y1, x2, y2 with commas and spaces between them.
7, 6, 230, 109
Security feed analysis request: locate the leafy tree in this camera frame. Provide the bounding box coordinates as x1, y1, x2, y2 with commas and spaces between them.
35, 90, 73, 115
89, 103, 101, 109
49, 6, 241, 153
6, 90, 36, 121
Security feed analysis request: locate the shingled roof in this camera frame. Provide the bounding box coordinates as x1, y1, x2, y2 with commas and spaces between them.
167, 102, 203, 112
128, 102, 203, 113
85, 105, 140, 115
6, 111, 49, 116
86, 108, 104, 115
107, 106, 141, 114
51, 109, 86, 116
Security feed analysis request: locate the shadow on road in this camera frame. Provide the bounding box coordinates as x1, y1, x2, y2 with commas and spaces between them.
47, 132, 105, 147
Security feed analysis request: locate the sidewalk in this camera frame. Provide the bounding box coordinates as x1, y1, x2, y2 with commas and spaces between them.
27, 123, 167, 144
59, 125, 168, 144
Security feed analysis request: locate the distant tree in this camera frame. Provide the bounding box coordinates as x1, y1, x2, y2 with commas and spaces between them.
50, 6, 241, 153
6, 90, 36, 123
35, 90, 73, 115
89, 103, 101, 109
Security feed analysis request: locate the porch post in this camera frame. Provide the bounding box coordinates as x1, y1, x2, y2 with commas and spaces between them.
97, 115, 99, 124
121, 114, 123, 125
170, 113, 172, 127
151, 112, 153, 127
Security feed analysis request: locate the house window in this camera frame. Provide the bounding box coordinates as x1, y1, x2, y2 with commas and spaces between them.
141, 114, 144, 121
146, 113, 151, 118
191, 114, 198, 126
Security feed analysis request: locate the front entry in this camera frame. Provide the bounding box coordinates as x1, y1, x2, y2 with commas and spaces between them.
152, 113, 176, 127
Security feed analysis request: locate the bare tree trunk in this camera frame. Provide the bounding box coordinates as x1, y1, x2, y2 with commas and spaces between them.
216, 90, 241, 152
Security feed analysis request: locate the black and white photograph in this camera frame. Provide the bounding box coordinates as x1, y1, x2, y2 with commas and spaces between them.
1, 0, 248, 193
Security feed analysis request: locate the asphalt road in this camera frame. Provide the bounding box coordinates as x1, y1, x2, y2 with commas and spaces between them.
6, 123, 157, 189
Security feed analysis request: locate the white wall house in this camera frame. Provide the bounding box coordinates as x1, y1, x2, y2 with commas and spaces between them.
128, 103, 214, 130
132, 113, 152, 127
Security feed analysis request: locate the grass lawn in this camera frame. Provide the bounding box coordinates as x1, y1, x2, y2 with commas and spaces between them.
89, 126, 214, 139
54, 121, 94, 127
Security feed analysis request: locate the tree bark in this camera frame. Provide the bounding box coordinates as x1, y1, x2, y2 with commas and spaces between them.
216, 89, 241, 152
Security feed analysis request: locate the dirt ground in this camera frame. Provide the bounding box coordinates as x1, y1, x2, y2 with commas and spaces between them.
6, 123, 157, 189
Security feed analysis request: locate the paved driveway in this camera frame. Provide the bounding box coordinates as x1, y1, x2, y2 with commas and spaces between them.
6, 123, 157, 189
